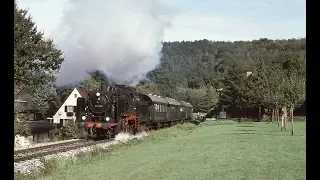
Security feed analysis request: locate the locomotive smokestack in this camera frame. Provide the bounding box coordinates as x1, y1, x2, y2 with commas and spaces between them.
101, 82, 108, 91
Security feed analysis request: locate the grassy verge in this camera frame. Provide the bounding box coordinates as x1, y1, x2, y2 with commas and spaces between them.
16, 121, 305, 180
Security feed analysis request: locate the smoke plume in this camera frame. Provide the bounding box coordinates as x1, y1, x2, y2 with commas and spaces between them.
54, 0, 170, 86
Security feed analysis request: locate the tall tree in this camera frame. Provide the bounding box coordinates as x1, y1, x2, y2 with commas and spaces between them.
14, 2, 64, 137
14, 2, 64, 97
279, 51, 306, 135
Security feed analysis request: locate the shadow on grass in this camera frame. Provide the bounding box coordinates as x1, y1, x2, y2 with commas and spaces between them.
236, 125, 255, 128
228, 132, 256, 135
234, 129, 257, 132
222, 131, 305, 136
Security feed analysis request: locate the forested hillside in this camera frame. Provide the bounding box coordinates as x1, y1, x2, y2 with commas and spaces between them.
137, 38, 306, 117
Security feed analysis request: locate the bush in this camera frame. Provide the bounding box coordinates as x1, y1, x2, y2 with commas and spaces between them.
52, 122, 81, 140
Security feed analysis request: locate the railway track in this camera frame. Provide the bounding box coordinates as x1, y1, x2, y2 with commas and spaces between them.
14, 139, 112, 163
14, 139, 87, 155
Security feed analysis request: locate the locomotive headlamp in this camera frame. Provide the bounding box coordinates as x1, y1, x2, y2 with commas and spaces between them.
96, 92, 100, 96
81, 116, 86, 120
105, 117, 110, 121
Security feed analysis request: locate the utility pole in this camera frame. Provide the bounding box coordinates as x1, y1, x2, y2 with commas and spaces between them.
216, 88, 224, 119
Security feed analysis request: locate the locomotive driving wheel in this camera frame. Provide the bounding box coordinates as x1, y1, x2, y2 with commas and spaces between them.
121, 119, 136, 134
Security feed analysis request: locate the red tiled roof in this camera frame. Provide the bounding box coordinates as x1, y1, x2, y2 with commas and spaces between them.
76, 88, 90, 99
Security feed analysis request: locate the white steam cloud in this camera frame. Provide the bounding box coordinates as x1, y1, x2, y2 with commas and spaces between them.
54, 0, 170, 86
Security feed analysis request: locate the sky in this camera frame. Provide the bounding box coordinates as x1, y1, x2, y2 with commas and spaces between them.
17, 0, 305, 42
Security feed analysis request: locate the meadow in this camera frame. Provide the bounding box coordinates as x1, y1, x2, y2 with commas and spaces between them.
16, 120, 306, 180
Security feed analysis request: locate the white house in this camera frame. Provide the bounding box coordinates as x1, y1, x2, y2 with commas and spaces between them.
52, 88, 89, 126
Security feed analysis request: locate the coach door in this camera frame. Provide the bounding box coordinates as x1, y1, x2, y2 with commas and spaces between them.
140, 103, 150, 122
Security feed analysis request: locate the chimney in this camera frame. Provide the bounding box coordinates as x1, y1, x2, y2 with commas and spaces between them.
101, 82, 107, 91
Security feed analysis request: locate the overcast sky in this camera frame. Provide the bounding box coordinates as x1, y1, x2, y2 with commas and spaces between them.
17, 0, 305, 42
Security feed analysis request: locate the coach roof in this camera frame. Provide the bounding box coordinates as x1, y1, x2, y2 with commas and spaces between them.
165, 97, 181, 106
142, 94, 168, 105
180, 101, 193, 108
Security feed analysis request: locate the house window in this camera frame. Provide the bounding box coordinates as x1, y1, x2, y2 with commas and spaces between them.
28, 114, 34, 121
66, 106, 74, 112
74, 94, 77, 98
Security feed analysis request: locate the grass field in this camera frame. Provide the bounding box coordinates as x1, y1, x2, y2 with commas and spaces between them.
20, 121, 306, 180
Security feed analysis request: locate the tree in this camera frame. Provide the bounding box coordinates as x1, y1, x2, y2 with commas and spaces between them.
283, 75, 305, 135
273, 51, 306, 133
14, 2, 64, 96
261, 66, 285, 125
14, 2, 64, 136
76, 75, 101, 91
31, 82, 60, 115
186, 88, 207, 112
14, 106, 31, 137
136, 82, 162, 96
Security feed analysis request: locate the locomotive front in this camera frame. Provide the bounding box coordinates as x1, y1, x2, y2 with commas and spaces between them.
85, 91, 112, 121
77, 83, 118, 139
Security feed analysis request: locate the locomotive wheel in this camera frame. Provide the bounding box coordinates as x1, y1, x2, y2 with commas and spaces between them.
120, 118, 125, 133
110, 128, 116, 138
127, 121, 135, 134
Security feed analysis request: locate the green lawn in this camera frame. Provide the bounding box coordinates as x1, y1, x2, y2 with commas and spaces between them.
38, 121, 306, 180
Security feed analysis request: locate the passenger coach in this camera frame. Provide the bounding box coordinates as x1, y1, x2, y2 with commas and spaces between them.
139, 94, 193, 128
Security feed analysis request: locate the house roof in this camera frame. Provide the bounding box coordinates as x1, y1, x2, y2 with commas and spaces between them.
28, 120, 55, 132
14, 120, 55, 134
77, 88, 90, 99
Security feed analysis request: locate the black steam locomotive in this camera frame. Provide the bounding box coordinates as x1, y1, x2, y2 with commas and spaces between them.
76, 83, 193, 139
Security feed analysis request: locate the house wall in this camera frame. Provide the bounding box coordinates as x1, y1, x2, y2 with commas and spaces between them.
36, 132, 50, 143
53, 88, 82, 125
14, 135, 30, 147
15, 130, 54, 147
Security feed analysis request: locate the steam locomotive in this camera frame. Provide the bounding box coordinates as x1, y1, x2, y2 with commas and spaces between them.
76, 83, 193, 139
